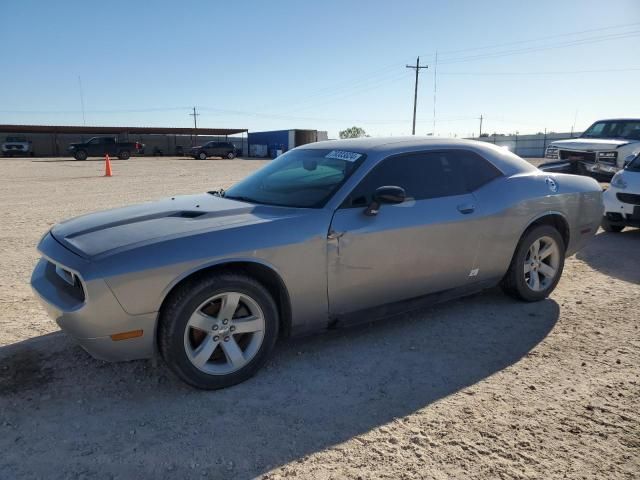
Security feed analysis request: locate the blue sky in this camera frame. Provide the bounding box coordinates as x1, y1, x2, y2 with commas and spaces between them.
1, 0, 639, 138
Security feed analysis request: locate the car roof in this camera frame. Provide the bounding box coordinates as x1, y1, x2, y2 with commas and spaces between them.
299, 136, 537, 175
589, 118, 640, 122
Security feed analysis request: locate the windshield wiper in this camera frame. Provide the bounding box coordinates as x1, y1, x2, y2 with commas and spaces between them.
223, 194, 271, 205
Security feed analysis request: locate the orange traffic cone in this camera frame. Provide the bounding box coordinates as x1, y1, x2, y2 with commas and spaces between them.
104, 154, 113, 177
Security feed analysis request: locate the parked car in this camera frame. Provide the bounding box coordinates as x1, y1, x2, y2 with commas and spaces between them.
190, 141, 236, 160
541, 118, 640, 180
31, 138, 602, 389
602, 153, 640, 232
67, 137, 143, 160
2, 136, 33, 157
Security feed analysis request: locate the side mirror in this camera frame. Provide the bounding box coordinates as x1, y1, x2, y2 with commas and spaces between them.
364, 186, 406, 216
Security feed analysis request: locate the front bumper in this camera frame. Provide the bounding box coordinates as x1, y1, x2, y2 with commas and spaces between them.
30, 233, 157, 361
603, 187, 640, 227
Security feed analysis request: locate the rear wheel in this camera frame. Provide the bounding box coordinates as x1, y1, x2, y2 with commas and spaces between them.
118, 150, 131, 160
501, 225, 565, 302
74, 150, 87, 161
158, 272, 279, 389
198, 151, 207, 160
601, 217, 624, 233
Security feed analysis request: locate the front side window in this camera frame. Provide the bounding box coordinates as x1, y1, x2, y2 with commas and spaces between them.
223, 148, 365, 208
343, 150, 501, 208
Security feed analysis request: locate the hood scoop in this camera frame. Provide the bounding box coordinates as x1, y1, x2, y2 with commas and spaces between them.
169, 210, 208, 219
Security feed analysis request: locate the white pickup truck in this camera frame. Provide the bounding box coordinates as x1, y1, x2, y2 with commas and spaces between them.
542, 118, 640, 179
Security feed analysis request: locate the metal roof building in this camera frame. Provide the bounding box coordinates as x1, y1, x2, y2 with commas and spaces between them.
0, 124, 248, 156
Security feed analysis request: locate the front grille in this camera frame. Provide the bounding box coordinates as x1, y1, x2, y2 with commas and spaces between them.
44, 261, 85, 303
616, 193, 640, 205
545, 146, 559, 159
560, 150, 596, 163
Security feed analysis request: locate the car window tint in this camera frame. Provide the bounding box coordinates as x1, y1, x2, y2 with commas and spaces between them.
454, 150, 502, 191
345, 150, 501, 207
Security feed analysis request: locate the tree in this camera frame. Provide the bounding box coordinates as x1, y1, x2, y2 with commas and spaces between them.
339, 126, 367, 139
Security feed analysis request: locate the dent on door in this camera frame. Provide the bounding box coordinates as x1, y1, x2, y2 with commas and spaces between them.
327, 194, 482, 316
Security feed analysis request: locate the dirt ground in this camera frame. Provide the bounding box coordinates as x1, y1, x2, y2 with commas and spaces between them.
0, 156, 638, 479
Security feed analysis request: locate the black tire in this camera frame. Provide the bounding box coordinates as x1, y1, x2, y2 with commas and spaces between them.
118, 150, 131, 160
226, 151, 236, 159
198, 151, 207, 160
74, 150, 87, 161
158, 272, 279, 390
601, 217, 624, 233
500, 224, 565, 302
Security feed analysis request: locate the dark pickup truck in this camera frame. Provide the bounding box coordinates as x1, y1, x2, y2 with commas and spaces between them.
68, 137, 143, 160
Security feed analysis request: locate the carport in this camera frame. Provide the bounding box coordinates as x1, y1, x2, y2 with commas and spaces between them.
0, 125, 249, 157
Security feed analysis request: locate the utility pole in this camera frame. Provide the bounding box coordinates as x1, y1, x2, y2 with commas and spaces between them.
189, 106, 200, 145
77, 76, 86, 127
432, 51, 438, 135
479, 114, 483, 137
406, 57, 428, 135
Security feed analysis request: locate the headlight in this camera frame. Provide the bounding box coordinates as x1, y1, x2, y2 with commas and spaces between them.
598, 151, 617, 159
610, 172, 627, 189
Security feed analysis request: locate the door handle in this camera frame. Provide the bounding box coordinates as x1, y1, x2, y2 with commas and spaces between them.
457, 204, 475, 214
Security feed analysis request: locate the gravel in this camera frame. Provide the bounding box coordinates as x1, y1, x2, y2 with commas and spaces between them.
0, 156, 638, 479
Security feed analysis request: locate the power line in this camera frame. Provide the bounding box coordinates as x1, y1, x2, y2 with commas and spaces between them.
433, 21, 640, 56
436, 31, 640, 65
437, 67, 640, 76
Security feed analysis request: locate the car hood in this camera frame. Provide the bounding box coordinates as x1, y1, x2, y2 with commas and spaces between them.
50, 193, 300, 259
550, 138, 636, 150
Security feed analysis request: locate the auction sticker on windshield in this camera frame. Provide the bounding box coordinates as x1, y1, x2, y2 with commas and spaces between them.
325, 150, 362, 162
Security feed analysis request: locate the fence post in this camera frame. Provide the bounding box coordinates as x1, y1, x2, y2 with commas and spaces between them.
543, 128, 547, 157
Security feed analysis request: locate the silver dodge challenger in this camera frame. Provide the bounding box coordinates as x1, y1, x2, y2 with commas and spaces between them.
31, 138, 603, 389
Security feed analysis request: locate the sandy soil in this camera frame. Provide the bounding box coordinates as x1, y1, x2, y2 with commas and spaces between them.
0, 157, 638, 479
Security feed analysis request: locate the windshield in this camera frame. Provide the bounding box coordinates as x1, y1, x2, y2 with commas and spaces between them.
581, 120, 640, 140
223, 148, 365, 208
626, 154, 640, 172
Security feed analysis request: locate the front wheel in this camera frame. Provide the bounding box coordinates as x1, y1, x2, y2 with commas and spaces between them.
198, 151, 207, 160
601, 217, 624, 233
226, 151, 236, 159
74, 150, 87, 161
118, 150, 131, 160
158, 272, 279, 389
501, 225, 565, 302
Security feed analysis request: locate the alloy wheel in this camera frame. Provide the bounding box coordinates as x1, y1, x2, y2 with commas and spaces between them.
523, 235, 560, 292
183, 292, 265, 375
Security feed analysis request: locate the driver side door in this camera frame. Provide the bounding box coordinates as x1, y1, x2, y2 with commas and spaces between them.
327, 150, 484, 316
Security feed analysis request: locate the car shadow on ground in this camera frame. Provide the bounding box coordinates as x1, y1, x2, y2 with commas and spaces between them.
0, 289, 558, 479
576, 228, 640, 284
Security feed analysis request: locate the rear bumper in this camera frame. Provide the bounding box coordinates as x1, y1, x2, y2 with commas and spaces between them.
30, 234, 157, 361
